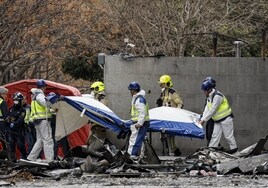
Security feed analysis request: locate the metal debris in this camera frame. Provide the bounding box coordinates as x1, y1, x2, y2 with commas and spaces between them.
0, 180, 15, 187
0, 135, 268, 185
216, 153, 268, 174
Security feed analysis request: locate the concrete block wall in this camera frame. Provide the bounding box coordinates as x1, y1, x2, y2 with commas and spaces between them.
103, 56, 268, 155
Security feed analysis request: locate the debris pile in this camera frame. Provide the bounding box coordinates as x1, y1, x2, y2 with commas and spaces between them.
0, 135, 268, 186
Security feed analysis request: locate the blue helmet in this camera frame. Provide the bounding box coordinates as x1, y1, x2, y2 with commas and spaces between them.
201, 80, 214, 91
204, 76, 216, 88
36, 79, 47, 88
128, 81, 140, 90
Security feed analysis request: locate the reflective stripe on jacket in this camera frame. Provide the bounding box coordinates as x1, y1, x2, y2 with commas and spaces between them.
162, 88, 183, 108
207, 91, 232, 121
24, 105, 33, 123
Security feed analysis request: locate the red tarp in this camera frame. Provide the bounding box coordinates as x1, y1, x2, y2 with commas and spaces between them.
2, 79, 90, 150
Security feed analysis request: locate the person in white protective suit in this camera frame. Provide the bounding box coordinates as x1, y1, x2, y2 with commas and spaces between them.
127, 81, 150, 160
27, 79, 54, 162
198, 80, 238, 154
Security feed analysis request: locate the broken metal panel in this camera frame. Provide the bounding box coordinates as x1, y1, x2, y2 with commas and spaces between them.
256, 162, 268, 174
234, 135, 268, 158
216, 153, 268, 174
80, 155, 109, 173
143, 138, 160, 164
234, 143, 257, 157
239, 153, 268, 173
67, 132, 162, 174
215, 157, 243, 175
0, 181, 14, 186
186, 148, 239, 163
19, 159, 49, 167
46, 168, 80, 178
245, 135, 268, 157
0, 170, 21, 179
125, 163, 190, 173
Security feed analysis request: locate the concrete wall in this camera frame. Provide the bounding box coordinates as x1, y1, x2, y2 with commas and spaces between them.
103, 56, 268, 155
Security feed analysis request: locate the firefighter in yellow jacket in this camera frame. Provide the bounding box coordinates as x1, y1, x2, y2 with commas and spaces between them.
86, 81, 108, 145
90, 81, 108, 106
156, 75, 183, 156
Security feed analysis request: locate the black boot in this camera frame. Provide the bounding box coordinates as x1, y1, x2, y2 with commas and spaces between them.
226, 148, 238, 154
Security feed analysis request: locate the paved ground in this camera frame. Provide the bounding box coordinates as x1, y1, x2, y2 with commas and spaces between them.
12, 174, 268, 188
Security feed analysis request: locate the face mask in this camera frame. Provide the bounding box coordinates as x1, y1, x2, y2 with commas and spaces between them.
161, 88, 165, 92
14, 100, 19, 105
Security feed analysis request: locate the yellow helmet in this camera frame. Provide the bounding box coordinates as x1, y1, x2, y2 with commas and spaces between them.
90, 81, 105, 93
158, 75, 173, 87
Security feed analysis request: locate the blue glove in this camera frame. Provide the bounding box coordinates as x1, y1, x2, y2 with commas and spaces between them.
10, 123, 15, 128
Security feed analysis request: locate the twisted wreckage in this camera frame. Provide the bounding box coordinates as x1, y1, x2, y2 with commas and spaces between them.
0, 96, 268, 184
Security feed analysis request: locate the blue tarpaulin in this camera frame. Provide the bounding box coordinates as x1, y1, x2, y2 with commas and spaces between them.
148, 107, 204, 139
54, 96, 204, 141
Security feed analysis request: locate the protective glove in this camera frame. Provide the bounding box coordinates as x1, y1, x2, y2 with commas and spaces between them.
22, 127, 29, 135
117, 128, 130, 139
156, 98, 163, 107
198, 120, 205, 126
10, 123, 15, 128
133, 123, 142, 129
59, 95, 65, 100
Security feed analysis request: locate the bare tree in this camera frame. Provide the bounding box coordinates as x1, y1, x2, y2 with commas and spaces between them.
106, 0, 267, 57
0, 0, 267, 85
0, 0, 90, 85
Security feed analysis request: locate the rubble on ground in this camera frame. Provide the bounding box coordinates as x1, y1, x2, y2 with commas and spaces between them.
0, 135, 268, 187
